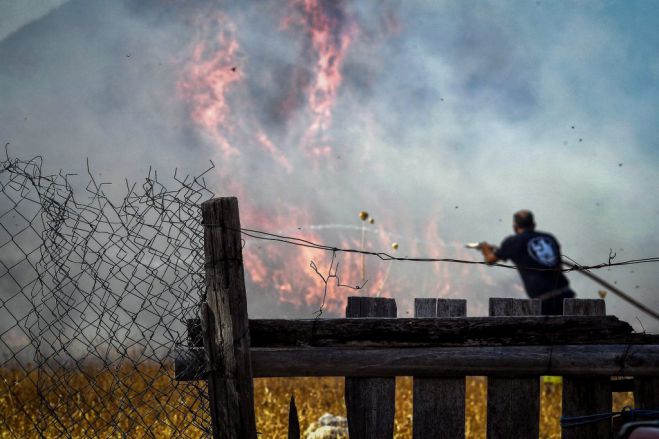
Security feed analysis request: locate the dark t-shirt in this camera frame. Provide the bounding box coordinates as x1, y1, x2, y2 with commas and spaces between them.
494, 230, 569, 298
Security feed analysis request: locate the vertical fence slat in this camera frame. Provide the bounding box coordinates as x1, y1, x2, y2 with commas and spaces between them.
345, 297, 397, 439
413, 298, 466, 439
634, 378, 659, 409
562, 298, 612, 439
414, 298, 437, 318
487, 298, 541, 439
201, 197, 257, 439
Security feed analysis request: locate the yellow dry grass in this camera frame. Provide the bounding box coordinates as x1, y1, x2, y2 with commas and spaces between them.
1, 363, 207, 438
1, 365, 634, 438
255, 376, 632, 439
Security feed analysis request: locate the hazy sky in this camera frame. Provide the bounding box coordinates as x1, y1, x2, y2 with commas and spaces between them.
1, 0, 658, 329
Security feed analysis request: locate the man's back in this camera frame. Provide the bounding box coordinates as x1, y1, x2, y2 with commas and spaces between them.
495, 230, 569, 299
480, 210, 576, 315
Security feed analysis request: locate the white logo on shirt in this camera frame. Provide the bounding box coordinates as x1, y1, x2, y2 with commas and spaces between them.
527, 237, 557, 266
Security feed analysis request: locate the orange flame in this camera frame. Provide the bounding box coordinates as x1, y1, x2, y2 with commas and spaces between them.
177, 4, 486, 316
285, 0, 356, 158
179, 13, 243, 158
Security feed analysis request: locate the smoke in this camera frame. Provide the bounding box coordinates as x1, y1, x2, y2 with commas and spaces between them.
0, 0, 71, 41
1, 0, 658, 330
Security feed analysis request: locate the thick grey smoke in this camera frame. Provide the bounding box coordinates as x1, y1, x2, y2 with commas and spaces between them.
1, 0, 658, 332
0, 0, 70, 41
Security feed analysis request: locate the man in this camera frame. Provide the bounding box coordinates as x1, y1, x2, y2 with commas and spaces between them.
479, 210, 575, 315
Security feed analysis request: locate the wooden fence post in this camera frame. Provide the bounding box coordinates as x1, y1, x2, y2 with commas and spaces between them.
562, 299, 611, 439
487, 298, 541, 439
413, 298, 466, 438
201, 197, 257, 439
345, 296, 397, 439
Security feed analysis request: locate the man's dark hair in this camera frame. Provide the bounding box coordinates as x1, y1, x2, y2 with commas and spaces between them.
513, 210, 535, 229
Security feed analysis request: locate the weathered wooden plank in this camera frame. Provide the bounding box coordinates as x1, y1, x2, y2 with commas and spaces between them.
247, 316, 640, 347
345, 297, 396, 439
487, 298, 540, 439
247, 344, 659, 377
437, 298, 467, 317
201, 197, 257, 439
490, 297, 541, 316
562, 299, 612, 439
176, 343, 659, 381
413, 299, 466, 439
414, 298, 437, 318
564, 298, 606, 317
634, 378, 659, 409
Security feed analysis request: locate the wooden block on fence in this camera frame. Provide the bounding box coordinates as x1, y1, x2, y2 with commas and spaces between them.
487, 298, 541, 439
490, 297, 541, 316
201, 197, 257, 439
562, 298, 612, 439
413, 299, 466, 439
345, 297, 396, 439
564, 298, 606, 316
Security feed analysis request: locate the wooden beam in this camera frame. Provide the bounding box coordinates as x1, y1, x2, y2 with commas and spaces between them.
248, 344, 659, 377
345, 297, 397, 439
183, 316, 654, 348
487, 298, 541, 439
413, 299, 466, 439
562, 299, 612, 439
201, 197, 257, 439
247, 316, 640, 347
176, 343, 659, 381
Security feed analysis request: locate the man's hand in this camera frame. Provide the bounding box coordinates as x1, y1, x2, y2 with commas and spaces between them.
479, 242, 499, 265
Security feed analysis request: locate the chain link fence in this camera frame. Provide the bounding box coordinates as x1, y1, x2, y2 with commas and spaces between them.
0, 152, 212, 437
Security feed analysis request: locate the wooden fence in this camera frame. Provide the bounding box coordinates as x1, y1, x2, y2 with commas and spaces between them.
176, 197, 659, 438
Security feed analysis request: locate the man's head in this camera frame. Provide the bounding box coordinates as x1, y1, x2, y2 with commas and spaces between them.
513, 209, 535, 233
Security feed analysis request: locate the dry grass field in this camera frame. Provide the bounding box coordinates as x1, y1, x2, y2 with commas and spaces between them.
254, 376, 633, 439
0, 364, 633, 438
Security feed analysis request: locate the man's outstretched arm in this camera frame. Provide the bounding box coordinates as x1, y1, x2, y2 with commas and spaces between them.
479, 242, 499, 265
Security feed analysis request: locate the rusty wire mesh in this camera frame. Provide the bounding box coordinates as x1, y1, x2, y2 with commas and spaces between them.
0, 152, 212, 438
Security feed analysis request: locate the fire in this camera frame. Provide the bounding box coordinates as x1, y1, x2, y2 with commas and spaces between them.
241, 208, 327, 310
179, 11, 290, 171
177, 3, 482, 317
179, 13, 243, 158
255, 129, 293, 172
291, 0, 357, 158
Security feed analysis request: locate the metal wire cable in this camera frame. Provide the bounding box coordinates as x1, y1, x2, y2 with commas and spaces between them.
236, 227, 659, 273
